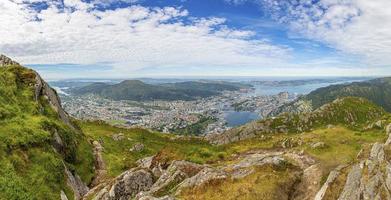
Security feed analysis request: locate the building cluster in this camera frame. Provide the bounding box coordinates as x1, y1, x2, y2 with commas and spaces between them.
61, 89, 295, 135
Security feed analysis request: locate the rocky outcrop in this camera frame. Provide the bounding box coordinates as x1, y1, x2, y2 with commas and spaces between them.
95, 169, 154, 200
91, 141, 107, 186
315, 124, 391, 200
61, 190, 69, 200
314, 165, 347, 200
88, 150, 322, 199
34, 71, 77, 131
0, 54, 20, 67
64, 164, 89, 200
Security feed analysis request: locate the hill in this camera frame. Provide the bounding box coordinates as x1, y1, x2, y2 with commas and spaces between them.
70, 80, 251, 101
270, 77, 391, 116
206, 97, 387, 145
0, 55, 94, 200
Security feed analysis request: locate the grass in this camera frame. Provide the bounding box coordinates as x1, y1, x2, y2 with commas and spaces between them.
0, 65, 94, 200
79, 121, 226, 177
179, 165, 301, 200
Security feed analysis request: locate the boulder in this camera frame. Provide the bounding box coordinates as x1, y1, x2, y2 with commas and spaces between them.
337, 163, 363, 200
311, 142, 326, 149
148, 161, 204, 196
105, 169, 154, 200
112, 133, 125, 141
176, 167, 227, 194
60, 190, 69, 200
130, 143, 145, 152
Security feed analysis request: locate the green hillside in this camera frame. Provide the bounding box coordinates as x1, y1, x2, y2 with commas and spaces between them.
271, 77, 391, 116
71, 80, 251, 101
0, 62, 94, 199
207, 97, 388, 145
304, 77, 391, 111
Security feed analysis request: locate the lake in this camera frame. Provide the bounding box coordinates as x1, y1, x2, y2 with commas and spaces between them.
224, 111, 260, 127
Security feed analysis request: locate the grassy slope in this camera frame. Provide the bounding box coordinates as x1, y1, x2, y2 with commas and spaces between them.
80, 121, 225, 177
0, 66, 94, 200
80, 97, 390, 200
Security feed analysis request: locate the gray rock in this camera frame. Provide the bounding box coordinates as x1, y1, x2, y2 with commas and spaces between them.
112, 133, 125, 141
137, 156, 154, 169
338, 163, 363, 200
130, 143, 145, 152
311, 142, 326, 149
107, 169, 154, 200
60, 190, 69, 200
0, 54, 20, 67
64, 164, 89, 200
176, 167, 227, 194
91, 140, 107, 186
148, 161, 203, 196
231, 168, 254, 180
232, 152, 285, 169
315, 165, 347, 200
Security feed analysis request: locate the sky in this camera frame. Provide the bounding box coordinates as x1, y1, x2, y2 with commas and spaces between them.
1, 0, 391, 79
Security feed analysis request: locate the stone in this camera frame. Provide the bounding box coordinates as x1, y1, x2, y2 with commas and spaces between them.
91, 141, 107, 186
0, 54, 20, 67
112, 133, 125, 141
107, 169, 154, 200
338, 163, 363, 200
64, 164, 89, 200
326, 124, 335, 129
315, 165, 347, 200
232, 152, 285, 169
311, 142, 326, 149
130, 143, 145, 152
60, 190, 69, 200
148, 161, 204, 196
137, 156, 154, 169
176, 167, 227, 194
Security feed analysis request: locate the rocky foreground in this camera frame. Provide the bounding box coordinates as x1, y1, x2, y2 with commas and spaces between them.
77, 123, 391, 200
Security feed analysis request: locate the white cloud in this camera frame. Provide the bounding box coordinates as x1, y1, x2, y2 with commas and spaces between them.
0, 0, 291, 78
258, 0, 391, 67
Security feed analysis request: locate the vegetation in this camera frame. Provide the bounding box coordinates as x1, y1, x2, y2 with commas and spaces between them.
71, 80, 251, 101
0, 65, 94, 200
275, 77, 391, 115
179, 165, 301, 200
79, 121, 225, 177
173, 116, 217, 135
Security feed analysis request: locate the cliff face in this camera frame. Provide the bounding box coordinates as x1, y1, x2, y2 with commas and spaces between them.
0, 55, 93, 200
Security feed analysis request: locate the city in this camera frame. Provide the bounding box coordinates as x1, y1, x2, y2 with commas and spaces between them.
61, 89, 295, 135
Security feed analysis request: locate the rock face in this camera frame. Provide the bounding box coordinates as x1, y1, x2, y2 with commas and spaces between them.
91, 141, 107, 186
34, 71, 77, 130
89, 150, 320, 200
315, 124, 391, 200
95, 169, 154, 200
0, 54, 20, 67
64, 165, 89, 200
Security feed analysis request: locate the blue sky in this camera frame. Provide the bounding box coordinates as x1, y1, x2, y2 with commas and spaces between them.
1, 0, 391, 79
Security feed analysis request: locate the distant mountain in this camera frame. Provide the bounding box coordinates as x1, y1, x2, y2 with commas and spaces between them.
70, 80, 251, 101
270, 77, 391, 116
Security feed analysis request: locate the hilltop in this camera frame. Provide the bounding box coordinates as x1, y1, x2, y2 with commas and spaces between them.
70, 79, 251, 101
